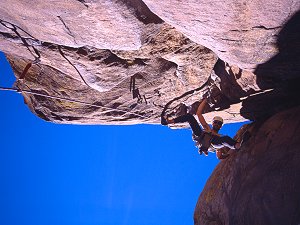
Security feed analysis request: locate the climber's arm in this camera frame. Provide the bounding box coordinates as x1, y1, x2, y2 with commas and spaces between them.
196, 98, 210, 130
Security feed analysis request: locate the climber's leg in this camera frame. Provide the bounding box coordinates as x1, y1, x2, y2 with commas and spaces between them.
211, 135, 239, 149
172, 114, 203, 136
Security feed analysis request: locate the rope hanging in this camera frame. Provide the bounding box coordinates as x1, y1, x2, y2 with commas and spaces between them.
0, 18, 230, 123
160, 79, 210, 121
0, 19, 41, 62
0, 86, 150, 120
0, 19, 152, 120
0, 18, 91, 88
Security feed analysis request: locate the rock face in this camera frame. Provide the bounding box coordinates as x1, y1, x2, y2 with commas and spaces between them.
144, 0, 300, 71
0, 1, 300, 224
194, 106, 300, 225
0, 0, 299, 124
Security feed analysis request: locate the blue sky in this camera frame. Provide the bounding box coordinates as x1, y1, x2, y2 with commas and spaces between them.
0, 52, 246, 225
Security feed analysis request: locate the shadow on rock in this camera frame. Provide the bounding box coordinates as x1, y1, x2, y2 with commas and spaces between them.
241, 10, 300, 120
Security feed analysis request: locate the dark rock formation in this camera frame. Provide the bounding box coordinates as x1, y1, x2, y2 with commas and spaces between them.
194, 106, 300, 225
241, 11, 300, 121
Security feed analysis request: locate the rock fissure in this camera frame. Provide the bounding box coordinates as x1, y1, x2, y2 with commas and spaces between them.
59, 46, 93, 88
191, 19, 210, 24
0, 31, 19, 40
57, 15, 77, 44
252, 25, 282, 30
120, 0, 163, 25
76, 0, 89, 8
0, 19, 35, 38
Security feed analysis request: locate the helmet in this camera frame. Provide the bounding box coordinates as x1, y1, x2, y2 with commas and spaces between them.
213, 116, 223, 123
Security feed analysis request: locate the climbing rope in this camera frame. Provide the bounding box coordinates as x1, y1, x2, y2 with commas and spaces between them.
0, 19, 41, 63
0, 18, 228, 122
0, 19, 91, 88
161, 79, 211, 120
0, 19, 153, 120
0, 86, 150, 119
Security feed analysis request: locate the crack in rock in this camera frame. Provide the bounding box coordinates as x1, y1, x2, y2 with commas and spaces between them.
252, 25, 282, 30
76, 0, 89, 8
120, 0, 163, 24
57, 16, 77, 44
230, 25, 282, 33
57, 46, 92, 88
191, 19, 209, 23
221, 38, 242, 42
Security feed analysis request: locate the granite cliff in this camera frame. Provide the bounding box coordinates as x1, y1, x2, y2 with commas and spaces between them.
0, 1, 299, 224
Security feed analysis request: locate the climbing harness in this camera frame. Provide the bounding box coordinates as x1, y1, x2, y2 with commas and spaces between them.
192, 132, 216, 154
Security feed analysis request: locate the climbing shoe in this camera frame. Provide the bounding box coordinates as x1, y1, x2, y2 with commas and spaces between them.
198, 147, 208, 156
198, 149, 203, 155
177, 103, 188, 116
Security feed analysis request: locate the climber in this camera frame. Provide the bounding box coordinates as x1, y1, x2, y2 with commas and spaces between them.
162, 98, 242, 158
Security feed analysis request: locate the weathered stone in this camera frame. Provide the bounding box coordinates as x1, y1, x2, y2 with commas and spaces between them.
194, 106, 300, 225
0, 0, 162, 50
2, 22, 218, 124
0, 0, 299, 125
143, 0, 300, 70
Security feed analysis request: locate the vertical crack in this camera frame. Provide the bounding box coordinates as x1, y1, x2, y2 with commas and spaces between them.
76, 0, 89, 8
57, 46, 92, 89
57, 16, 77, 44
